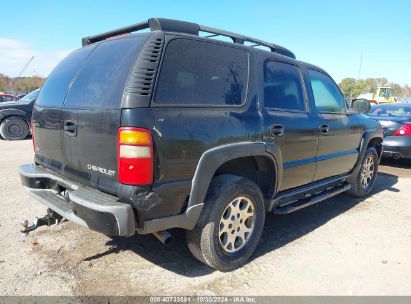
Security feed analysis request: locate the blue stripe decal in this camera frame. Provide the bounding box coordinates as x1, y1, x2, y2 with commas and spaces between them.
283, 149, 358, 169
283, 157, 316, 169
316, 148, 358, 162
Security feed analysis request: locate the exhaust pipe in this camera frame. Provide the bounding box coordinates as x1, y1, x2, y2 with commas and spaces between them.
153, 230, 173, 245
393, 154, 400, 160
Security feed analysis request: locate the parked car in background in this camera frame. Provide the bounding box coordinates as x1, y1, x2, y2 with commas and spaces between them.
368, 103, 411, 160
0, 93, 19, 103
0, 89, 39, 140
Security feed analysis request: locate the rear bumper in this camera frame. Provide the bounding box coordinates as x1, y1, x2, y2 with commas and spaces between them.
19, 164, 136, 236
382, 136, 411, 159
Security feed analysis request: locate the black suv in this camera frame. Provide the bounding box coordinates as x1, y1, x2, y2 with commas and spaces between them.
19, 18, 383, 270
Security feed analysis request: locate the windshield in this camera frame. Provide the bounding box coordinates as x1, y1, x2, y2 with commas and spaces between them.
20, 89, 39, 103
378, 88, 391, 99
368, 105, 411, 117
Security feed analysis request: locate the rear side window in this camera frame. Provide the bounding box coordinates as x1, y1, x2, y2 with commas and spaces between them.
154, 39, 249, 106
308, 69, 345, 113
64, 36, 145, 109
264, 61, 305, 111
36, 46, 94, 108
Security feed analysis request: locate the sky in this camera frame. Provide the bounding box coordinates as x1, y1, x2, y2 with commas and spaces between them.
1, 0, 410, 85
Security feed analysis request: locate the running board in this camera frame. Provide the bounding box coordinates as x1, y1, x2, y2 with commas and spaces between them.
272, 183, 351, 214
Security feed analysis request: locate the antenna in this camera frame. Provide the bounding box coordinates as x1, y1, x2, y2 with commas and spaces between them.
357, 53, 363, 80
12, 56, 35, 93
16, 56, 35, 78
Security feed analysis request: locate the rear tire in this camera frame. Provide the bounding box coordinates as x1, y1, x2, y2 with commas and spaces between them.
348, 146, 379, 197
186, 175, 265, 271
0, 117, 29, 140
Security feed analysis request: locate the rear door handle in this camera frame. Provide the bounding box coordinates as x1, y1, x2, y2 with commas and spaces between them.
270, 124, 285, 137
64, 120, 77, 136
318, 124, 330, 135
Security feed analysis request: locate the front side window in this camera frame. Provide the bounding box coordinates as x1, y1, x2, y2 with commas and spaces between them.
308, 69, 344, 113
154, 39, 249, 106
264, 61, 305, 111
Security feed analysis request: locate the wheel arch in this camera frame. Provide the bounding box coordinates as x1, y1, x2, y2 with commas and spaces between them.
214, 156, 276, 209
348, 129, 383, 183
367, 137, 383, 159
188, 142, 282, 212
139, 142, 283, 234
0, 109, 30, 126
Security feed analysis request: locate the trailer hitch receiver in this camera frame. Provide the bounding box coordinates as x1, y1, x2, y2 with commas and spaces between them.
20, 209, 63, 236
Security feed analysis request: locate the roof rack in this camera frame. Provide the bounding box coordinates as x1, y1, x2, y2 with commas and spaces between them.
81, 18, 296, 59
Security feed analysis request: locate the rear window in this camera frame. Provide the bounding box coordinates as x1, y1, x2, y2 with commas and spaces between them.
64, 36, 145, 109
36, 46, 94, 108
154, 39, 249, 106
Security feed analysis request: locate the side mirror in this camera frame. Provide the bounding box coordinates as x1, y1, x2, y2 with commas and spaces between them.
351, 98, 371, 114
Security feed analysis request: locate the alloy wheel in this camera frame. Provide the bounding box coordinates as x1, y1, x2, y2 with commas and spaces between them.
218, 196, 255, 253
361, 154, 375, 189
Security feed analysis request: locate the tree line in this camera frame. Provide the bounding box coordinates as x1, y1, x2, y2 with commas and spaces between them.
1, 73, 410, 100
338, 77, 411, 100
0, 74, 45, 93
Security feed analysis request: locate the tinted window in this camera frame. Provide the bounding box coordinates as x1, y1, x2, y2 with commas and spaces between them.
155, 39, 248, 106
36, 46, 94, 107
264, 61, 305, 111
64, 36, 144, 109
308, 69, 344, 113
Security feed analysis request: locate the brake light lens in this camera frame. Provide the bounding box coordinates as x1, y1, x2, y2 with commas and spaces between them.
118, 127, 153, 185
394, 123, 411, 136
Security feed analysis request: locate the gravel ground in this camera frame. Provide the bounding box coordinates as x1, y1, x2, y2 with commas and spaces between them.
0, 139, 410, 296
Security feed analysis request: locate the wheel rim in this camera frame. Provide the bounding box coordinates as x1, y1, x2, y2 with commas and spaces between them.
361, 154, 375, 189
218, 196, 255, 254
8, 123, 23, 138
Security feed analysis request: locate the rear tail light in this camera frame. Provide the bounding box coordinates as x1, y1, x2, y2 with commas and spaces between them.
117, 127, 153, 185
394, 123, 411, 136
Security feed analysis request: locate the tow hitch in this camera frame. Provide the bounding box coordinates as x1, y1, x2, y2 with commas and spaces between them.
20, 209, 63, 236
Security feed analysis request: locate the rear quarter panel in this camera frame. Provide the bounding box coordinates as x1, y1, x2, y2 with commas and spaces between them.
121, 96, 262, 187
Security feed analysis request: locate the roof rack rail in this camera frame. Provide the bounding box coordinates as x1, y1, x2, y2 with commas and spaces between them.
198, 24, 296, 59
81, 18, 296, 59
81, 20, 149, 47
